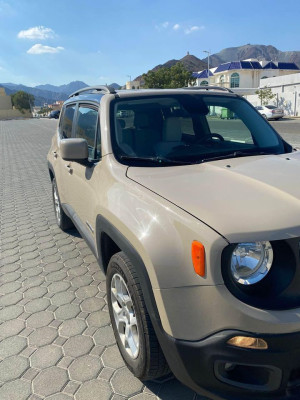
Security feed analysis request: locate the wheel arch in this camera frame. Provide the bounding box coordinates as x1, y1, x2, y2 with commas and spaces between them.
48, 161, 55, 181
96, 214, 163, 332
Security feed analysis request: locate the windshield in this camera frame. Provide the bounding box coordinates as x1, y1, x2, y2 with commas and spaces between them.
111, 94, 288, 166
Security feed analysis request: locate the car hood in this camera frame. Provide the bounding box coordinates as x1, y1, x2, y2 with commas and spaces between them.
127, 152, 300, 242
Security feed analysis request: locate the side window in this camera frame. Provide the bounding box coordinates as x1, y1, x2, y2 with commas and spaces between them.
75, 105, 99, 160
60, 104, 76, 138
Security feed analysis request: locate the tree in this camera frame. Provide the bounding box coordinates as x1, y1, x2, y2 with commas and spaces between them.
143, 62, 195, 89
255, 86, 276, 106
11, 91, 35, 112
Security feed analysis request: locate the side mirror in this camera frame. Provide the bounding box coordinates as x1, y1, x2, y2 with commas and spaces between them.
60, 138, 88, 161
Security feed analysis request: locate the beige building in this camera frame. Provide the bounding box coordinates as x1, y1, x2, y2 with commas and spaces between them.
0, 87, 32, 119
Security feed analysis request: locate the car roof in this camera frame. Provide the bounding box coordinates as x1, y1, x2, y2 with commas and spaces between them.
63, 85, 238, 106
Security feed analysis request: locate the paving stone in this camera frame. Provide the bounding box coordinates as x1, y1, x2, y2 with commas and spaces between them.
21, 251, 40, 261
75, 380, 111, 400
0, 271, 21, 282
46, 271, 67, 282
111, 368, 144, 397
63, 335, 94, 357
129, 394, 157, 400
27, 311, 54, 328
22, 259, 42, 269
0, 304, 23, 321
102, 345, 125, 369
0, 281, 22, 294
25, 298, 51, 313
23, 276, 45, 289
57, 356, 73, 369
62, 381, 80, 395
31, 345, 63, 369
24, 286, 47, 299
0, 291, 23, 306
28, 327, 58, 347
98, 367, 115, 381
43, 263, 64, 273
22, 367, 40, 381
22, 267, 43, 277
75, 285, 98, 299
20, 346, 36, 357
93, 325, 115, 346
48, 281, 71, 293
64, 258, 83, 268
46, 394, 73, 400
71, 276, 93, 288
67, 266, 88, 277
33, 367, 68, 397
0, 319, 25, 337
0, 263, 20, 273
42, 254, 61, 263
69, 355, 102, 381
0, 355, 29, 381
0, 379, 31, 400
55, 304, 80, 320
80, 297, 105, 312
54, 336, 67, 346
0, 336, 27, 358
86, 311, 110, 328
59, 318, 87, 337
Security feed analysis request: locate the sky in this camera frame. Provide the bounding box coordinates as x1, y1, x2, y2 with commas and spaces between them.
0, 0, 299, 87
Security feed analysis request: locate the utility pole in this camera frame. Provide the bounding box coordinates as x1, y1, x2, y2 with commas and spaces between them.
127, 75, 131, 90
203, 50, 210, 85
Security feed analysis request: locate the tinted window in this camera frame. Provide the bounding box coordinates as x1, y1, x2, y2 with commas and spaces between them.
266, 105, 276, 109
75, 105, 99, 159
60, 105, 76, 138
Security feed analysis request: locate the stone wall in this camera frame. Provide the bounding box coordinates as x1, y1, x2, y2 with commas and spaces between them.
0, 109, 32, 120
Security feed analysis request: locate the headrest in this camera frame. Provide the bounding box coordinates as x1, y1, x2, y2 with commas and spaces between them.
134, 113, 149, 129
162, 117, 182, 142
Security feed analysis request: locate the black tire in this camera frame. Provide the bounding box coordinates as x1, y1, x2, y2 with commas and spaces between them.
262, 114, 267, 119
106, 251, 170, 380
52, 178, 74, 231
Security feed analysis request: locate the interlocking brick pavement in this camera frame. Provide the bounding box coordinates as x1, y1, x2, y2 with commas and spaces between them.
0, 119, 208, 400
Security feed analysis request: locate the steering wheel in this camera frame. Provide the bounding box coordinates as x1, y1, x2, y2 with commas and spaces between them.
196, 133, 224, 144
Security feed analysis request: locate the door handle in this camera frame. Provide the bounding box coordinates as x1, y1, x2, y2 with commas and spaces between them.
53, 151, 58, 159
65, 164, 73, 174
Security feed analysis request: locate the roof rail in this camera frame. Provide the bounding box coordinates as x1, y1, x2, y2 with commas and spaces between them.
68, 85, 116, 98
183, 85, 234, 94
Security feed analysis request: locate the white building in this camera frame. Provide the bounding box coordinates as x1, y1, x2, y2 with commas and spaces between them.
246, 72, 300, 116
193, 60, 299, 90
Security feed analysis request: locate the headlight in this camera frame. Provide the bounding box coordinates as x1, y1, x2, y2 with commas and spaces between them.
231, 241, 273, 285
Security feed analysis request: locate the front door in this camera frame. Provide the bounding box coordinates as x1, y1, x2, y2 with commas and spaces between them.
62, 103, 101, 237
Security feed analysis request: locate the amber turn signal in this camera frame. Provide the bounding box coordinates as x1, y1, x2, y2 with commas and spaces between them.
227, 336, 268, 350
191, 241, 205, 277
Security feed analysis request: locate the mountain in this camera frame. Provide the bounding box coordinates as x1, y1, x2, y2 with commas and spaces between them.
135, 45, 300, 84
0, 81, 121, 106
110, 82, 121, 90
134, 54, 207, 81
202, 44, 300, 68
1, 83, 68, 106
35, 81, 87, 95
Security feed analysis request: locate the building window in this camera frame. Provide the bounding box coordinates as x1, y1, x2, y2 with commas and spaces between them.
230, 73, 240, 88
200, 80, 208, 86
220, 75, 225, 86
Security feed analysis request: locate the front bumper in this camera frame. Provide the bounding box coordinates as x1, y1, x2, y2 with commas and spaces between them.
158, 329, 300, 400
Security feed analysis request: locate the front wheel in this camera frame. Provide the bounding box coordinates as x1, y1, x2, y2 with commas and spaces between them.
106, 251, 169, 380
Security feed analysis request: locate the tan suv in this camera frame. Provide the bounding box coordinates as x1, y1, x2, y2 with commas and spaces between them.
48, 85, 300, 400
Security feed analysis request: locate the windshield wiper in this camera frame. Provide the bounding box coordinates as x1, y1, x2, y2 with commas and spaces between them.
119, 155, 191, 165
200, 150, 271, 163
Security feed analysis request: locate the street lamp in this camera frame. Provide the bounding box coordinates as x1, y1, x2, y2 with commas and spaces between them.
127, 75, 131, 90
203, 50, 210, 85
